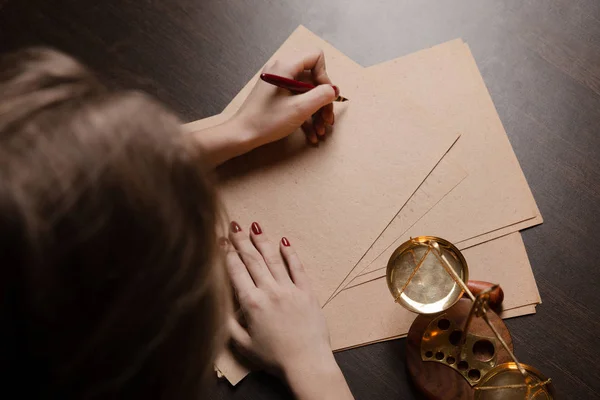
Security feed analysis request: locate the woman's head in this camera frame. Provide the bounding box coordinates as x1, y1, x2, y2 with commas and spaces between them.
0, 49, 228, 398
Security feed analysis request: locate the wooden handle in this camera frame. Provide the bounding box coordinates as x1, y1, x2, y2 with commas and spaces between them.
465, 280, 504, 310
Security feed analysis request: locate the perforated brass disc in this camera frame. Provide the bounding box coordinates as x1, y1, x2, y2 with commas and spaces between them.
475, 362, 555, 399
386, 236, 468, 314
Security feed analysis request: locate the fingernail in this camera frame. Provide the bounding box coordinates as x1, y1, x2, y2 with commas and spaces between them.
218, 237, 229, 248
251, 222, 262, 235
230, 221, 242, 233
332, 85, 340, 98
282, 237, 290, 247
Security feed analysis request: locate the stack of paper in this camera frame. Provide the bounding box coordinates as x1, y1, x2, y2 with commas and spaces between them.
183, 26, 542, 385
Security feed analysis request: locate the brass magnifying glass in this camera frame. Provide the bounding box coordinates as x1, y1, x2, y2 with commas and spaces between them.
386, 236, 554, 400
386, 236, 468, 314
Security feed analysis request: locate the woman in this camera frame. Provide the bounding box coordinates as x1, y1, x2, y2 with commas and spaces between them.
0, 48, 354, 399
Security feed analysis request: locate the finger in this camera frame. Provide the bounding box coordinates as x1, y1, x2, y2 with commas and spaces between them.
280, 237, 312, 291
304, 49, 332, 85
313, 113, 326, 137
249, 222, 293, 284
316, 105, 334, 127
228, 316, 252, 352
218, 236, 230, 250
229, 221, 275, 287
225, 247, 256, 296
285, 49, 333, 85
301, 119, 318, 145
322, 103, 334, 126
289, 84, 336, 121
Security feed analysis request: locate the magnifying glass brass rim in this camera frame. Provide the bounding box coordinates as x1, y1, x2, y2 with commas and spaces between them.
475, 362, 555, 399
386, 236, 469, 314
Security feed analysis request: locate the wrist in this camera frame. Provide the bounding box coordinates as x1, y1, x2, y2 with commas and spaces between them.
228, 113, 262, 152
283, 353, 353, 400
282, 351, 338, 379
190, 115, 259, 167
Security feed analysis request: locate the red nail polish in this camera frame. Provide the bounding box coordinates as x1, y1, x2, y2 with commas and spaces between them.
251, 222, 262, 235
332, 85, 340, 98
230, 221, 242, 233
282, 237, 290, 247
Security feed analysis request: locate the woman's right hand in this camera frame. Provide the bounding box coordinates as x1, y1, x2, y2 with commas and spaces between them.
223, 221, 354, 400
191, 49, 340, 167
234, 49, 338, 147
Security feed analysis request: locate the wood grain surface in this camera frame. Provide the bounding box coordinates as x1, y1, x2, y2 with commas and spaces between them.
1, 1, 599, 399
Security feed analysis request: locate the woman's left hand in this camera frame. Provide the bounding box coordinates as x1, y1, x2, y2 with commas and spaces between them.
222, 221, 354, 400
234, 49, 339, 146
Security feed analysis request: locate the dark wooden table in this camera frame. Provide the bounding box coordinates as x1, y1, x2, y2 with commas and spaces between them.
2, 0, 599, 398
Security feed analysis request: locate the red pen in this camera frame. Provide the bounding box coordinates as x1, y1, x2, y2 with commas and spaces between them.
260, 73, 349, 102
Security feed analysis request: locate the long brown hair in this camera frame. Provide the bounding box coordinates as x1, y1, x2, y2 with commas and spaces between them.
0, 48, 228, 399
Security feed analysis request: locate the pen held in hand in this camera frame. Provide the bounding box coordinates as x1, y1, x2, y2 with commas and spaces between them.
260, 73, 349, 102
